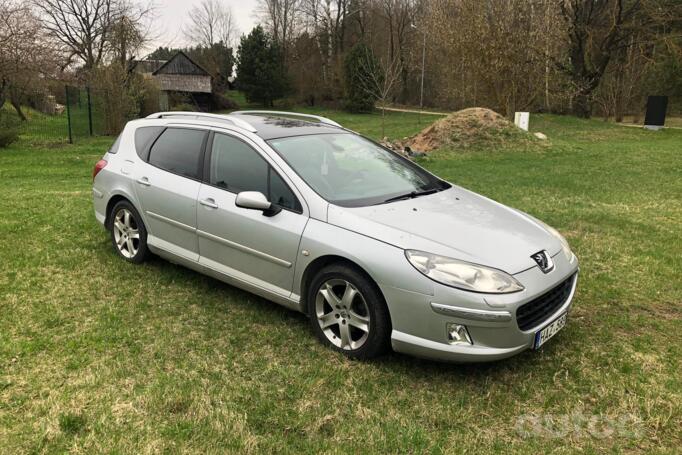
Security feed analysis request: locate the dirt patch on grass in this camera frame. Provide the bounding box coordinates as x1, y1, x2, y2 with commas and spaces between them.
406, 108, 537, 152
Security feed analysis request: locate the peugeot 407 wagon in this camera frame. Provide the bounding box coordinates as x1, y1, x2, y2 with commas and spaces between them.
92, 110, 579, 362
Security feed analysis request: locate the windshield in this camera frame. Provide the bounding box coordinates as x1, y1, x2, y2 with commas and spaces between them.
268, 133, 449, 207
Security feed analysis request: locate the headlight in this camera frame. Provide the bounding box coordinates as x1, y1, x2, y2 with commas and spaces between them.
540, 222, 575, 263
405, 250, 524, 294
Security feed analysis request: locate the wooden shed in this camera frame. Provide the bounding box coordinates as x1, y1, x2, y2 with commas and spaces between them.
134, 51, 213, 111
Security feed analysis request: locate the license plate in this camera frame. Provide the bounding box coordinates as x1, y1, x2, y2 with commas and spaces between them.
534, 313, 567, 349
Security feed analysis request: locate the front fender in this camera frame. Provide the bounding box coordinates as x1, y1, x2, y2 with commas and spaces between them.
294, 219, 435, 300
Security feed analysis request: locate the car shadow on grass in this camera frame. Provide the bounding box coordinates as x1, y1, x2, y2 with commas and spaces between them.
132, 251, 563, 382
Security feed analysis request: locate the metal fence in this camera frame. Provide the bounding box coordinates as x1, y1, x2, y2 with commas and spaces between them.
64, 85, 119, 142
1, 85, 126, 144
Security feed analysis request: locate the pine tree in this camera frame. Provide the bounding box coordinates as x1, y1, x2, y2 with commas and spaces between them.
236, 26, 289, 107
343, 43, 381, 113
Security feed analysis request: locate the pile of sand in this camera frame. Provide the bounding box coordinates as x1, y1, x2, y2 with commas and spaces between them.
407, 108, 533, 152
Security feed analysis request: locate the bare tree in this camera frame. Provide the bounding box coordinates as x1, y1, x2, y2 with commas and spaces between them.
379, 0, 417, 99
299, 0, 353, 95
559, 0, 638, 118
258, 0, 300, 63
248, 0, 682, 117
357, 47, 402, 137
33, 0, 116, 70
108, 1, 156, 66
422, 0, 550, 116
184, 0, 238, 47
558, 0, 681, 118
0, 0, 59, 119
32, 0, 153, 71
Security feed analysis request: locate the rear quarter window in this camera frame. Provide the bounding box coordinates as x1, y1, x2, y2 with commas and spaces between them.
134, 126, 165, 161
107, 134, 122, 154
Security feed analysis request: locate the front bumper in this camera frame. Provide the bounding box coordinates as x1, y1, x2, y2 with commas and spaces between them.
383, 251, 579, 363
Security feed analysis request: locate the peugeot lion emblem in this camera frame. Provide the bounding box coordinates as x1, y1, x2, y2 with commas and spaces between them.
531, 250, 554, 273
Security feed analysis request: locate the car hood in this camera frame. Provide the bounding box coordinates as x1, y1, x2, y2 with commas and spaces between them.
327, 187, 561, 274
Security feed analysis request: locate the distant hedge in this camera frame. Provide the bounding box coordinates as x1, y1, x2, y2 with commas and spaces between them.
0, 112, 20, 148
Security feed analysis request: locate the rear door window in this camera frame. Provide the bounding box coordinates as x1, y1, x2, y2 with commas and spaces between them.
148, 128, 206, 179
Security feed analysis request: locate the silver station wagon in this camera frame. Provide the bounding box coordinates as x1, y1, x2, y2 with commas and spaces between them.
92, 111, 579, 362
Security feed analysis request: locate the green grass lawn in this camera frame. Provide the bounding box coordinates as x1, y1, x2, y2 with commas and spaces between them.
0, 110, 680, 453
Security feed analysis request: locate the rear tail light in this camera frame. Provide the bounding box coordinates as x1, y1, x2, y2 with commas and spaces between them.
93, 159, 108, 181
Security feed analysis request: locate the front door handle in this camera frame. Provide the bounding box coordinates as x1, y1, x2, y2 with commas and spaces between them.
136, 177, 151, 186
200, 198, 218, 209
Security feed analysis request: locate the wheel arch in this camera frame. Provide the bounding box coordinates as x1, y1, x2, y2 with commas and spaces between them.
104, 192, 143, 229
299, 255, 388, 317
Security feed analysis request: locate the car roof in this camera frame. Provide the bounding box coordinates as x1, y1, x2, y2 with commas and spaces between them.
230, 114, 342, 140
143, 111, 346, 140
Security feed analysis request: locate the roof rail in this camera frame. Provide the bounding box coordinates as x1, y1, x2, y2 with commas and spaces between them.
146, 112, 257, 133
232, 110, 342, 128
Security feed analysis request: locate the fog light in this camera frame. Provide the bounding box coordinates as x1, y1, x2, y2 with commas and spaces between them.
446, 323, 473, 345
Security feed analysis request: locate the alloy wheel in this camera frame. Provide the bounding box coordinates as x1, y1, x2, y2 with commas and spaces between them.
315, 279, 371, 350
112, 208, 140, 259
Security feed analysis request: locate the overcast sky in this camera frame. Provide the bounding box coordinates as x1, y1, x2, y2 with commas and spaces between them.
143, 0, 260, 55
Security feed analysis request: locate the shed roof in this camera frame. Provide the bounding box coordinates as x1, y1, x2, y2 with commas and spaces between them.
152, 51, 211, 77
132, 59, 166, 74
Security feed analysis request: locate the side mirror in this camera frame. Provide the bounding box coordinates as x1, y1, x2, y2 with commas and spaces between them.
235, 191, 282, 217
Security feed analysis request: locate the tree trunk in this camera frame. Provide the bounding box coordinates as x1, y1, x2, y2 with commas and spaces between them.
11, 98, 27, 121
399, 54, 408, 103
573, 87, 593, 118
0, 79, 7, 110
381, 105, 385, 138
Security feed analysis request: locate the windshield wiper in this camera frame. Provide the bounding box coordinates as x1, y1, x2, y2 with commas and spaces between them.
383, 187, 440, 204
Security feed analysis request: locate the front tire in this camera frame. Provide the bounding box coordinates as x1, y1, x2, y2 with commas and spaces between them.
109, 201, 149, 264
308, 264, 391, 359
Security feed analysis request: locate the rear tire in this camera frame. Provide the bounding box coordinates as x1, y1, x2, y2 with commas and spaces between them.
109, 200, 149, 264
307, 264, 391, 359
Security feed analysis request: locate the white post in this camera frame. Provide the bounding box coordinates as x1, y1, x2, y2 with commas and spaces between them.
514, 112, 529, 131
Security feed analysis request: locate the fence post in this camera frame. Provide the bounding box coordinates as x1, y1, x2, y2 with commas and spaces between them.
65, 85, 73, 144
87, 86, 93, 136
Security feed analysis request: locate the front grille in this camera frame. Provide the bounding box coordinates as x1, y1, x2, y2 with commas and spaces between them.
516, 274, 575, 331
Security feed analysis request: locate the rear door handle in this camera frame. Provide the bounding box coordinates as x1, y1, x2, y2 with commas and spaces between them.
136, 177, 151, 186
200, 198, 218, 209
